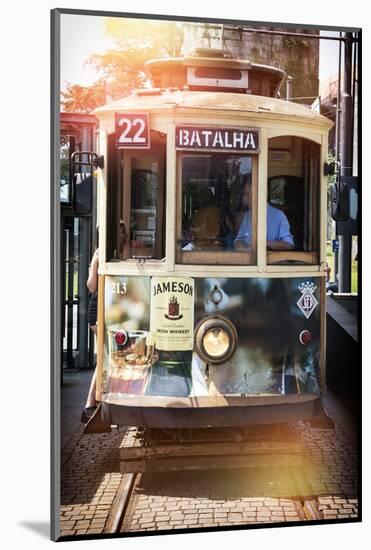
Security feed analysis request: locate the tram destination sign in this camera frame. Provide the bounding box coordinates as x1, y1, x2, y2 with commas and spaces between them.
176, 126, 260, 153
115, 113, 151, 149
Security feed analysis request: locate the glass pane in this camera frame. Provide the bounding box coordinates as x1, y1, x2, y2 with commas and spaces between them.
60, 134, 73, 203
106, 132, 166, 262
180, 154, 254, 263
269, 178, 287, 206
267, 137, 320, 264
129, 159, 160, 258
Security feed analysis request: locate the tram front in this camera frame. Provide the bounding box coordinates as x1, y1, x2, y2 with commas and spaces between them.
91, 52, 332, 428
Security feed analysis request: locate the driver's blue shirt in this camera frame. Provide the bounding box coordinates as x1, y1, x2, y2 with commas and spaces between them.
235, 204, 294, 246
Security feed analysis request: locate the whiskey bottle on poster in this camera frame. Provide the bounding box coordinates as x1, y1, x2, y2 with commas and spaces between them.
148, 277, 195, 397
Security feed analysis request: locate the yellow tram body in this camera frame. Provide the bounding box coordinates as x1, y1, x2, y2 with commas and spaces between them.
92, 55, 332, 428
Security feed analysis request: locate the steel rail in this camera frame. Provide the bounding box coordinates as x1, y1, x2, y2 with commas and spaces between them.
104, 473, 138, 533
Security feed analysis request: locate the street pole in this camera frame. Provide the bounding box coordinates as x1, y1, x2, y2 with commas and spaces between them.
333, 33, 342, 285
338, 33, 353, 292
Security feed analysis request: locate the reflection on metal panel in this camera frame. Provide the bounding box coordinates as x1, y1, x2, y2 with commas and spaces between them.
103, 276, 321, 399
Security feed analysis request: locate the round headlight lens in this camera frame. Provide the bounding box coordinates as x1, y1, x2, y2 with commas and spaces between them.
203, 327, 230, 358
194, 316, 238, 365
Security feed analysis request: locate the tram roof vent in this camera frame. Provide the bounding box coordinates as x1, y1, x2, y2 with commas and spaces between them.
145, 51, 286, 98
191, 48, 233, 59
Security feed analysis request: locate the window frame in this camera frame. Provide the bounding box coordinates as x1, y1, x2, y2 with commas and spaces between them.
106, 131, 167, 264
175, 151, 258, 266
266, 136, 321, 266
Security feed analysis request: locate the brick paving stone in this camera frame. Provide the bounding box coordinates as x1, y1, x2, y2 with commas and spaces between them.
141, 520, 156, 527
243, 511, 257, 517
61, 399, 358, 537
228, 513, 244, 521
60, 521, 76, 530
183, 518, 198, 525
170, 511, 184, 518
75, 520, 90, 529
323, 512, 338, 519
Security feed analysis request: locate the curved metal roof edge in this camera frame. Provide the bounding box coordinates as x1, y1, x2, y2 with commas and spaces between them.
144, 56, 285, 76
94, 91, 333, 129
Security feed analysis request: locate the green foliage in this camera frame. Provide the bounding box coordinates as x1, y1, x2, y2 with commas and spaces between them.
326, 151, 336, 240
103, 18, 183, 57
61, 19, 183, 112
327, 151, 337, 187
86, 19, 184, 97
61, 81, 106, 113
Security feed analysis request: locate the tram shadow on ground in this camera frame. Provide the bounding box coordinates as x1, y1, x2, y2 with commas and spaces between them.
135, 464, 312, 501
129, 423, 357, 502
60, 417, 358, 536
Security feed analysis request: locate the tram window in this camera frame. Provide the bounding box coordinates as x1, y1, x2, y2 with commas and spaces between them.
177, 153, 257, 265
267, 137, 321, 265
194, 67, 242, 80
127, 159, 163, 259
106, 131, 166, 262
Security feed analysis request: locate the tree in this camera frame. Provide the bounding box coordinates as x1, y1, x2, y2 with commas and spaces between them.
61, 81, 106, 113
61, 19, 184, 112
103, 18, 183, 57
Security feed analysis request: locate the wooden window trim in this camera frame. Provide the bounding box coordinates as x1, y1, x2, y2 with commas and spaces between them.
176, 152, 258, 266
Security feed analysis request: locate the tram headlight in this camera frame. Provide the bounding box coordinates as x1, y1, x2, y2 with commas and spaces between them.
203, 327, 230, 358
194, 316, 238, 365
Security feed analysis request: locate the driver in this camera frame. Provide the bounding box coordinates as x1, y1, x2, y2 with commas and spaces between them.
234, 181, 294, 251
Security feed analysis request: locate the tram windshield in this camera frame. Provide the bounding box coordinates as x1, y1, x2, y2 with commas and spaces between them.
178, 153, 257, 264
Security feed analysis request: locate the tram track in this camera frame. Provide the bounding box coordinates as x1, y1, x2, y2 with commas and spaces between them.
103, 426, 325, 534
104, 468, 324, 534
285, 465, 324, 521
104, 472, 139, 534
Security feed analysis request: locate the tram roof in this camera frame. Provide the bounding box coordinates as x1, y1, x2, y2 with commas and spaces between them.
94, 90, 333, 130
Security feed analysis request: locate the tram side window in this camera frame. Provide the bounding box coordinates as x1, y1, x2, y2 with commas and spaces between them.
267, 137, 320, 265
106, 131, 166, 262
178, 153, 257, 265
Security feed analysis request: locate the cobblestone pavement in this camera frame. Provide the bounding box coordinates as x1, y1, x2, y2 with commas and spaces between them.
123, 421, 358, 532
60, 408, 358, 537
60, 426, 127, 537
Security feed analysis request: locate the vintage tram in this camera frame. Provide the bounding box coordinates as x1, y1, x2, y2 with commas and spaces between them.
84, 50, 332, 428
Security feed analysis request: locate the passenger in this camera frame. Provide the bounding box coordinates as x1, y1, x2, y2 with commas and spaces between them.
234, 181, 294, 251
182, 206, 221, 251
81, 221, 127, 424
